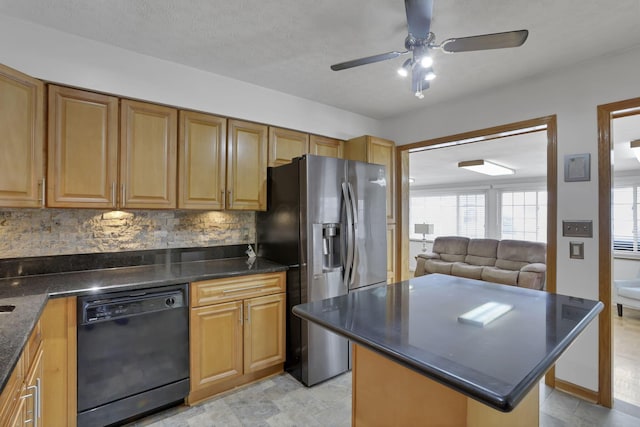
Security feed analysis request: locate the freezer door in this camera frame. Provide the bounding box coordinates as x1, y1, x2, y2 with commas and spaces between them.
300, 155, 349, 385
346, 160, 388, 290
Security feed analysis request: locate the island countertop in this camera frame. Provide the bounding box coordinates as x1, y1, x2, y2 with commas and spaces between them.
292, 273, 603, 412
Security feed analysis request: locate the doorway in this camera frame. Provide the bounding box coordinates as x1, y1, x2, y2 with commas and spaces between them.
597, 97, 640, 408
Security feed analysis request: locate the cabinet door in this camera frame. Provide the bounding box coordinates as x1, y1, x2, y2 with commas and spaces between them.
48, 86, 119, 208
7, 394, 26, 427
387, 223, 397, 284
0, 64, 44, 208
178, 111, 227, 209
24, 346, 44, 427
120, 99, 177, 209
190, 301, 244, 390
244, 293, 285, 373
268, 127, 309, 167
227, 120, 268, 211
367, 137, 396, 223
309, 135, 343, 159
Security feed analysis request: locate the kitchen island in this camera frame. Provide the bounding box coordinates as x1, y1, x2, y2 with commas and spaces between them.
292, 273, 603, 427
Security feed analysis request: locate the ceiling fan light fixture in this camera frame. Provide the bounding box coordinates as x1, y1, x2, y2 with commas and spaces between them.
458, 159, 514, 176
397, 59, 412, 77
420, 55, 434, 68
424, 68, 436, 81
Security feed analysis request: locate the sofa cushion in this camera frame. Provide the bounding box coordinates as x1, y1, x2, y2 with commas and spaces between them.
495, 240, 546, 271
451, 262, 484, 280
425, 259, 455, 275
465, 239, 499, 266
433, 236, 469, 263
481, 267, 519, 286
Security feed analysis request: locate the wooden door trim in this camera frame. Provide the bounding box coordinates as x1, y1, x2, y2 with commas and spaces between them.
394, 115, 558, 375
596, 97, 640, 408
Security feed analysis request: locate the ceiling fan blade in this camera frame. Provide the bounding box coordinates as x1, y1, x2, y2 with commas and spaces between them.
440, 30, 529, 53
405, 0, 433, 38
404, 0, 433, 39
330, 51, 408, 71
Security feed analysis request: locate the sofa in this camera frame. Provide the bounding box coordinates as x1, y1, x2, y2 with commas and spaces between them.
614, 279, 640, 316
414, 236, 547, 290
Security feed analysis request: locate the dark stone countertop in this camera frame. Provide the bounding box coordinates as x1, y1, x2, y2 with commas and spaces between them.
0, 254, 286, 393
292, 273, 603, 412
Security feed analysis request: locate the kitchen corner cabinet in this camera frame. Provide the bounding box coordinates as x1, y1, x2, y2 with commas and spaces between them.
0, 297, 76, 427
309, 135, 343, 159
178, 111, 227, 209
268, 127, 309, 167
344, 135, 396, 223
227, 120, 268, 211
188, 272, 286, 405
48, 85, 119, 208
120, 99, 178, 209
0, 63, 45, 208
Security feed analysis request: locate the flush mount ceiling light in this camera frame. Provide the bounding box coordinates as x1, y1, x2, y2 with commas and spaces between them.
630, 140, 640, 162
458, 159, 515, 176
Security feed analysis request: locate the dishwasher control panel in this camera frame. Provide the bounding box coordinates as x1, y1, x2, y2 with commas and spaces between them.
80, 286, 186, 324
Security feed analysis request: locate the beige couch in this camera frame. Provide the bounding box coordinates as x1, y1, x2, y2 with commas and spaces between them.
415, 236, 547, 290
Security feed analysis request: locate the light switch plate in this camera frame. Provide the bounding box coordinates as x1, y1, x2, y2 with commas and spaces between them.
562, 220, 593, 238
570, 242, 584, 259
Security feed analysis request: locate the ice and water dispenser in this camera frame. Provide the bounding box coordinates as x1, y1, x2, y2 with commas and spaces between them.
312, 223, 342, 278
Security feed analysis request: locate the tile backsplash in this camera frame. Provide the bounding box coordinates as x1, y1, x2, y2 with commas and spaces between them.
0, 209, 255, 259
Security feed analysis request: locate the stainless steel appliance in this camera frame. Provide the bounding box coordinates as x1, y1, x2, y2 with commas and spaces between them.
257, 155, 387, 386
76, 285, 189, 426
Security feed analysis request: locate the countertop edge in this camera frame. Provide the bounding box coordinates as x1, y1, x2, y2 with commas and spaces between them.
0, 257, 287, 393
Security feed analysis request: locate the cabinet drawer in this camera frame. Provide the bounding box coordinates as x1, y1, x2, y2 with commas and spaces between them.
24, 319, 42, 369
0, 353, 24, 423
191, 272, 285, 307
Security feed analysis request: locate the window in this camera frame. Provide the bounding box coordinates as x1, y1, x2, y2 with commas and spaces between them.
612, 186, 638, 252
410, 192, 486, 239
500, 190, 547, 242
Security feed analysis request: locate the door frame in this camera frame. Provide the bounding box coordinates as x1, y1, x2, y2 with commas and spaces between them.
394, 115, 558, 377
597, 96, 640, 408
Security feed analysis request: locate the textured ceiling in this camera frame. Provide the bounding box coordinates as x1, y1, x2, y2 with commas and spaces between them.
1, 0, 639, 119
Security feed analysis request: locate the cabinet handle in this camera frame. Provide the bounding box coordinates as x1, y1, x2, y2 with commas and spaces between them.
38, 178, 45, 208
111, 182, 116, 208
222, 284, 263, 294
121, 184, 126, 207
22, 382, 38, 427
35, 378, 41, 426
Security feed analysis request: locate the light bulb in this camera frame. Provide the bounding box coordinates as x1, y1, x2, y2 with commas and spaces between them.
425, 70, 436, 81
397, 67, 408, 77
420, 56, 433, 68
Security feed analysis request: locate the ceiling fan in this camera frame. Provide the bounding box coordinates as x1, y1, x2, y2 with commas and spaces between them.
330, 0, 528, 99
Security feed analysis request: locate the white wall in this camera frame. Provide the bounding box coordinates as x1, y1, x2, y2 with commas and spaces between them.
382, 46, 640, 391
0, 14, 380, 140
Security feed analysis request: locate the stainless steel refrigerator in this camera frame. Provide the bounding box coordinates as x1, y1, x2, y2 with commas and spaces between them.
257, 154, 387, 386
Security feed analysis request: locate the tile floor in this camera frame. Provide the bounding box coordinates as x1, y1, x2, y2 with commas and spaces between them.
127, 371, 640, 427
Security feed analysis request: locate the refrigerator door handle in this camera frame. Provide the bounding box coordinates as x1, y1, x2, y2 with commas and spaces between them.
342, 182, 355, 287
347, 182, 358, 286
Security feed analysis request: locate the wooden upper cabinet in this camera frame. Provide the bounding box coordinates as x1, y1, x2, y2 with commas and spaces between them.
309, 135, 343, 159
178, 111, 227, 210
0, 64, 44, 208
345, 135, 396, 223
120, 99, 178, 209
227, 119, 268, 211
268, 127, 309, 167
47, 86, 119, 208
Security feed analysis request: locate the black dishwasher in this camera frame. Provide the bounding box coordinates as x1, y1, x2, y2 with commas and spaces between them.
77, 284, 189, 427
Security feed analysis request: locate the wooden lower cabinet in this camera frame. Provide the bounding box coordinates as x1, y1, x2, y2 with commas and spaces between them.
188, 272, 286, 405
0, 297, 76, 427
